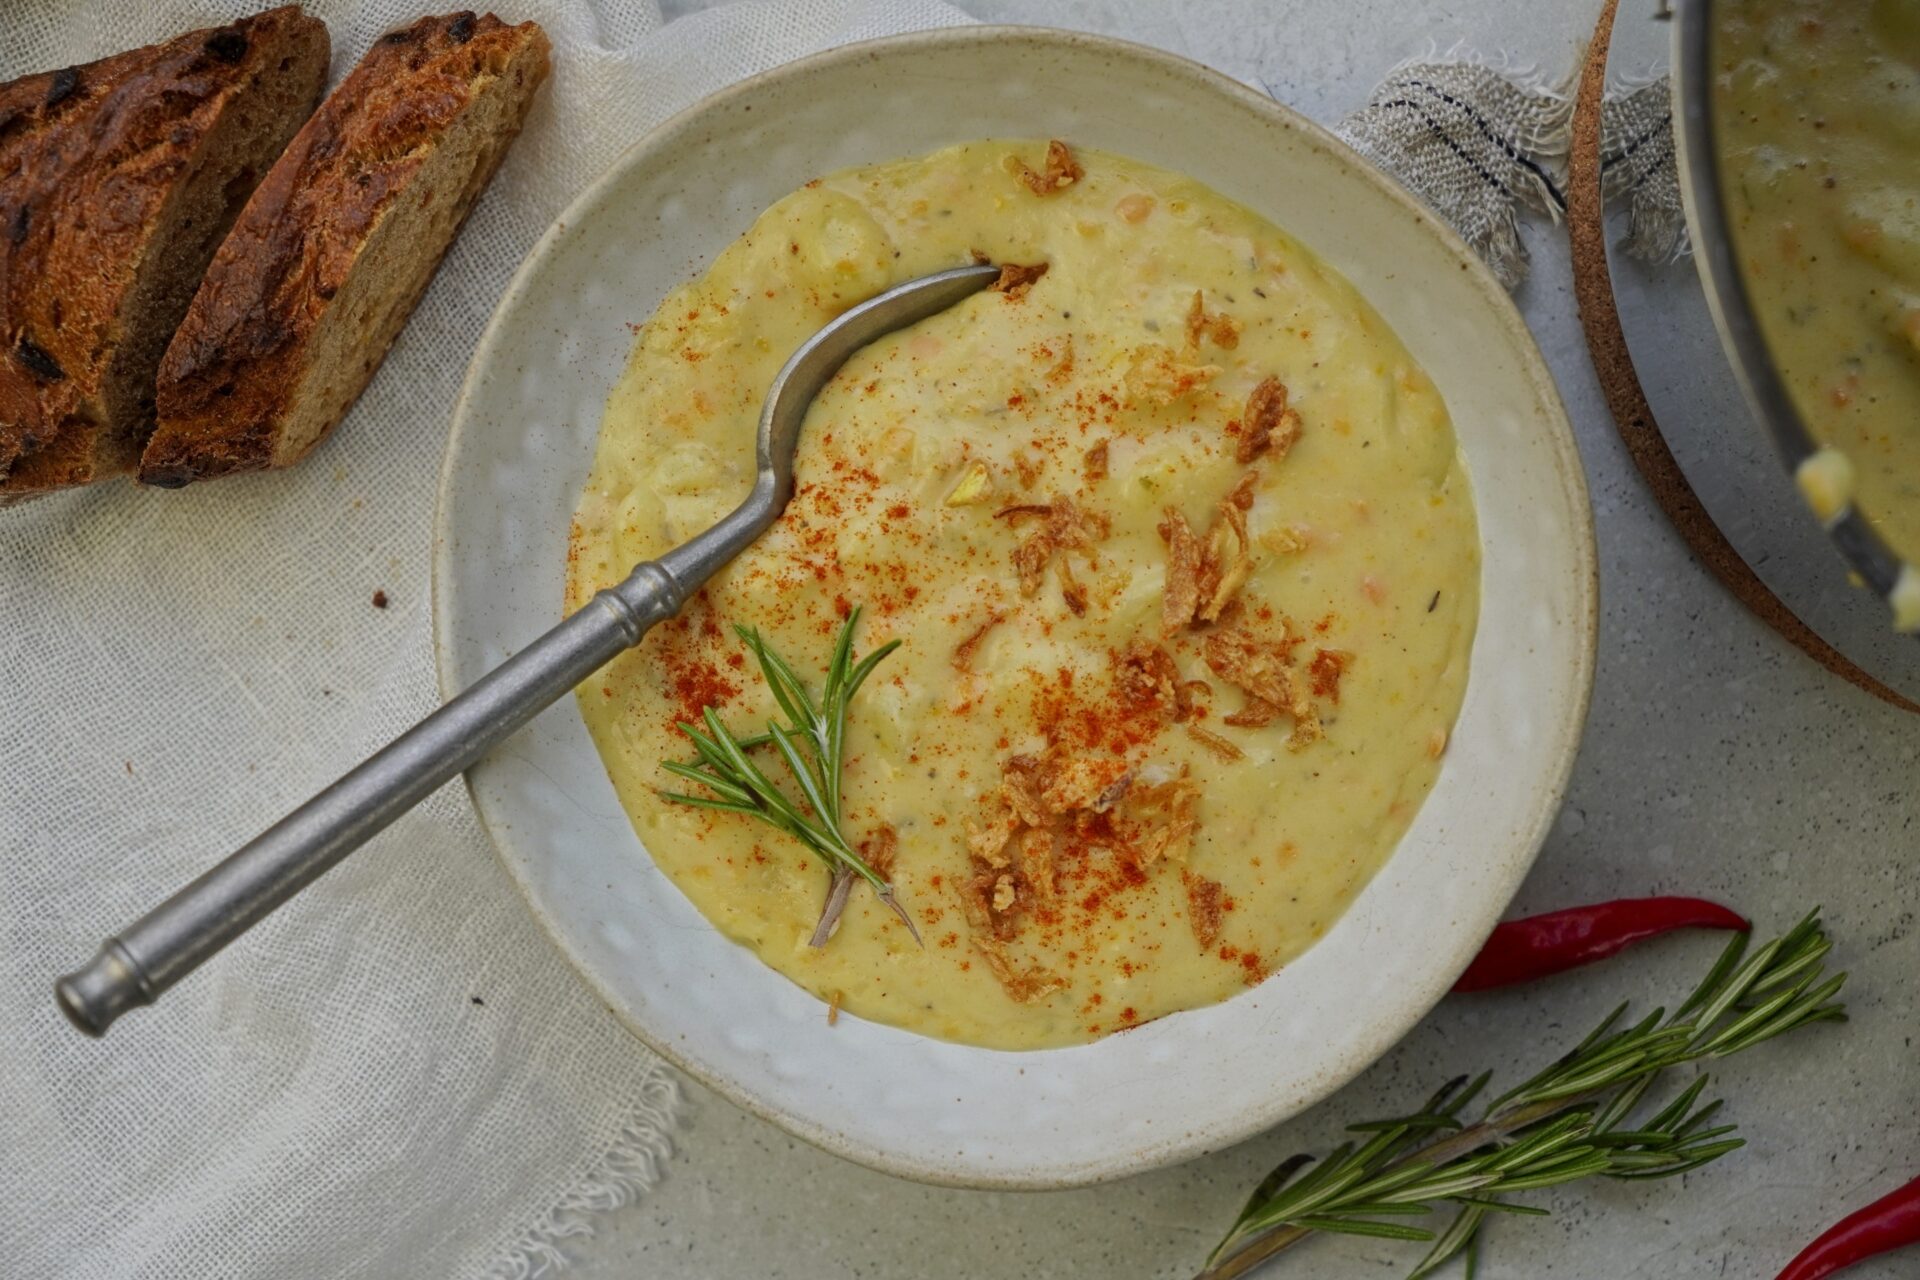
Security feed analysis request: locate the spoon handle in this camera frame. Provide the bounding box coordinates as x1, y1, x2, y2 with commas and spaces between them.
53, 263, 994, 1038
54, 558, 695, 1037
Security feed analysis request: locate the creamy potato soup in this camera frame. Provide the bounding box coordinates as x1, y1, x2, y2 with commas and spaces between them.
566, 141, 1479, 1049
1716, 0, 1920, 579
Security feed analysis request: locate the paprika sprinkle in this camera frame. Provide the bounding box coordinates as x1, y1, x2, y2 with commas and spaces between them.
1775, 1173, 1920, 1280
1453, 896, 1749, 993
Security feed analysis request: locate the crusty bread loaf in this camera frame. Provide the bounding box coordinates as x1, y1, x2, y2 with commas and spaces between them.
141, 12, 551, 488
0, 7, 330, 502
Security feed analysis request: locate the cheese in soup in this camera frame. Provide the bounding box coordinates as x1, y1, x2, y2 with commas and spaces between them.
565, 141, 1479, 1049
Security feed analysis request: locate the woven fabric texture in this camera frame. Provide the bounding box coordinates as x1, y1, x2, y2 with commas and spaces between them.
1601, 75, 1688, 264
1336, 57, 1574, 288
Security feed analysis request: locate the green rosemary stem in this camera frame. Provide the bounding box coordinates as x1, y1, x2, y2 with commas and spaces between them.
658, 607, 918, 945
1198, 911, 1846, 1280
1197, 1093, 1603, 1280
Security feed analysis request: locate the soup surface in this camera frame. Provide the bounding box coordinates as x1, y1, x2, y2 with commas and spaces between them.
566, 141, 1479, 1049
1716, 0, 1920, 578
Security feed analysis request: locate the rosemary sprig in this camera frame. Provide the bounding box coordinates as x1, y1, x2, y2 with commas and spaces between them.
659, 607, 918, 947
1200, 911, 1847, 1279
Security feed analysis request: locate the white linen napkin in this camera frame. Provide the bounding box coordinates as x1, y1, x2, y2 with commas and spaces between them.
0, 2, 968, 1277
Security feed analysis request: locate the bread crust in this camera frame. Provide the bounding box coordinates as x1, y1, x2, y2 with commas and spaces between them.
0, 6, 329, 497
144, 12, 551, 488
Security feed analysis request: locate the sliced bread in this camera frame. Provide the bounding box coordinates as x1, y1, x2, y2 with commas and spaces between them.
0, 7, 330, 502
141, 12, 551, 488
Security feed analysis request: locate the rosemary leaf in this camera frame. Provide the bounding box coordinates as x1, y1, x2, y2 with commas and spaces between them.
659, 760, 757, 807
1406, 1205, 1485, 1280
1640, 1075, 1711, 1134
1322, 1203, 1438, 1218
654, 791, 759, 815
1289, 1217, 1435, 1243
660, 609, 910, 949
1451, 1198, 1546, 1217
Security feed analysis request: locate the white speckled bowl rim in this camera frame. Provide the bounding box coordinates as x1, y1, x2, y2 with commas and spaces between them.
431, 27, 1597, 1190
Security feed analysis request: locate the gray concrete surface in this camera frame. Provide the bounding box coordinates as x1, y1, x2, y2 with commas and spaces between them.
573, 1, 1920, 1276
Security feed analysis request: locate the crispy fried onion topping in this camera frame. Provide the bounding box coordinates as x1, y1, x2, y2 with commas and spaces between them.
1083, 438, 1109, 483
961, 743, 1190, 987
1159, 508, 1203, 634
1185, 722, 1244, 762
1160, 470, 1261, 632
1199, 473, 1258, 624
860, 823, 899, 879
1124, 343, 1222, 407
1043, 755, 1134, 814
1184, 870, 1227, 948
1115, 638, 1199, 723
964, 794, 1019, 870
952, 610, 1006, 672
1014, 139, 1084, 195
999, 495, 1109, 603
1012, 451, 1043, 489
1202, 627, 1324, 749
964, 759, 1052, 949
963, 873, 1019, 942
999, 752, 1052, 828
1132, 770, 1201, 867
1238, 375, 1302, 465
1185, 290, 1242, 350
1058, 558, 1090, 617
1016, 826, 1056, 904
1307, 647, 1353, 704
974, 940, 1067, 1003
992, 260, 1050, 300
958, 639, 1247, 999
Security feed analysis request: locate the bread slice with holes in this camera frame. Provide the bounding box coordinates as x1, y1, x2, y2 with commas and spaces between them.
141, 12, 550, 489
0, 7, 331, 502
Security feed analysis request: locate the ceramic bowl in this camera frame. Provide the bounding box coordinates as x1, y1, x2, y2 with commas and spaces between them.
433, 26, 1596, 1189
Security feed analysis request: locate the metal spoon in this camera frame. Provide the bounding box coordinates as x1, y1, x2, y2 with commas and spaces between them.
55, 261, 1002, 1037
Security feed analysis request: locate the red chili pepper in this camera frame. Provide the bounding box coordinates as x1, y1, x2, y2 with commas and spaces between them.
1452, 896, 1749, 992
1776, 1173, 1920, 1280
